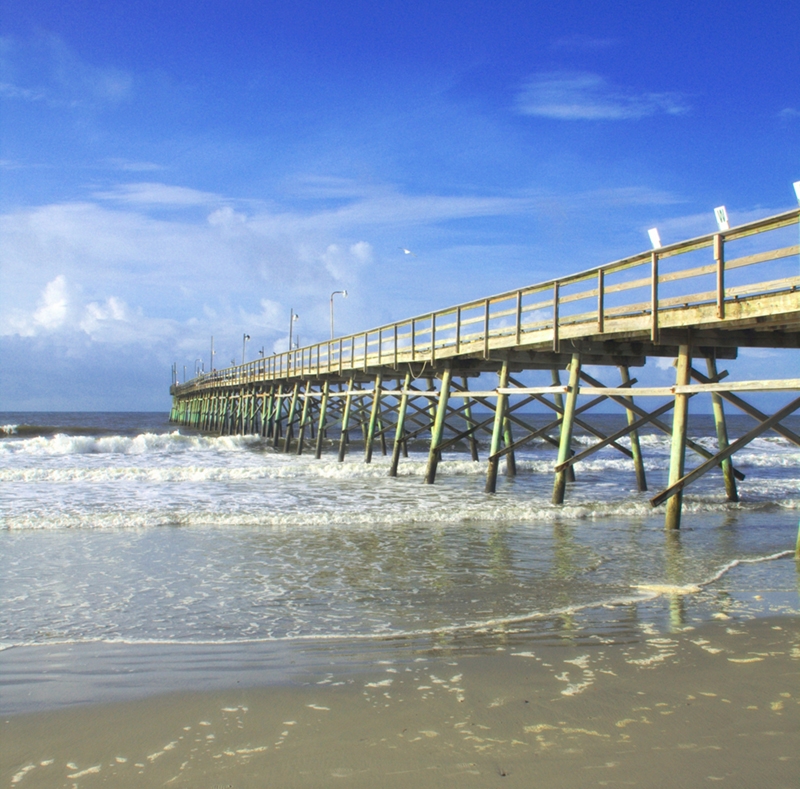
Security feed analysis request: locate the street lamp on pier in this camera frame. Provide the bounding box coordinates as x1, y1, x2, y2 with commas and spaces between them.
242, 333, 250, 365
288, 310, 299, 351
330, 290, 348, 340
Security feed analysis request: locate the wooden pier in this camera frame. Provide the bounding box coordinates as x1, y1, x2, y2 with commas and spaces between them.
170, 208, 800, 529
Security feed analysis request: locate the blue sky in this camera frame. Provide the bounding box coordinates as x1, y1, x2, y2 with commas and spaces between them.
1, 0, 798, 410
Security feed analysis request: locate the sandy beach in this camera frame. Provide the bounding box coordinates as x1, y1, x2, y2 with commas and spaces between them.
3, 613, 798, 789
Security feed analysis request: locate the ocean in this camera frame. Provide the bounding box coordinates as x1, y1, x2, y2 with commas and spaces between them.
1, 410, 798, 715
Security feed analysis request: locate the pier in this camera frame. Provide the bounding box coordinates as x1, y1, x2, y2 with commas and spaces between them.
170, 207, 800, 529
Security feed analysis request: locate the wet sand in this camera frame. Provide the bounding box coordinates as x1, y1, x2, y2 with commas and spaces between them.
3, 615, 798, 789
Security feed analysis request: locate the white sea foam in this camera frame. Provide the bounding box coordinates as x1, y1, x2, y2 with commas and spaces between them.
0, 431, 263, 457
3, 490, 765, 531
2, 413, 798, 679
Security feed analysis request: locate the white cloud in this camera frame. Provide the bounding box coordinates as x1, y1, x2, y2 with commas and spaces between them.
778, 107, 800, 119
79, 296, 130, 338
516, 72, 689, 120
33, 275, 69, 330
207, 206, 248, 228
320, 241, 373, 280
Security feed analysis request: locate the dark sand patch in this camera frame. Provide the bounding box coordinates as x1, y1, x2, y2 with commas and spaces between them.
3, 616, 798, 788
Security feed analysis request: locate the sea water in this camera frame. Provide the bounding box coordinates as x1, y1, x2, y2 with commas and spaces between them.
1, 411, 798, 712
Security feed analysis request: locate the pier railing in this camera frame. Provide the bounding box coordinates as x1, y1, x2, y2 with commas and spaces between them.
175, 208, 799, 392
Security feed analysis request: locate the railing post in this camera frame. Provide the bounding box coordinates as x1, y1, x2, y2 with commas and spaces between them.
483, 298, 490, 359
714, 233, 725, 319
651, 251, 659, 343
552, 282, 560, 353
597, 269, 605, 333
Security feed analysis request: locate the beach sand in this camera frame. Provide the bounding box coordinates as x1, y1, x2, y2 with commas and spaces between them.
3, 615, 798, 789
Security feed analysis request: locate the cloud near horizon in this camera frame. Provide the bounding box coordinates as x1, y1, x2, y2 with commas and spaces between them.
0, 174, 692, 394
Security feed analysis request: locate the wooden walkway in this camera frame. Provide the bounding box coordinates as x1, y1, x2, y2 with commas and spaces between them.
170, 208, 800, 529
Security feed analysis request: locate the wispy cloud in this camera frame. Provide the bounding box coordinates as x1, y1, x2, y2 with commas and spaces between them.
94, 182, 223, 207
550, 35, 617, 52
104, 158, 165, 173
0, 33, 133, 109
778, 107, 800, 119
515, 71, 689, 120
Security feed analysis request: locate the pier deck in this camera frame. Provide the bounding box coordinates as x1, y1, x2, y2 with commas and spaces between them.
170, 208, 800, 529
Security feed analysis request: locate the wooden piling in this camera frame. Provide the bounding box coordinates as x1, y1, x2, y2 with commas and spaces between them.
503, 414, 516, 477
553, 354, 581, 505
364, 373, 383, 464
665, 345, 692, 530
462, 378, 480, 461
485, 361, 510, 494
553, 353, 581, 504
424, 367, 452, 484
389, 372, 412, 476
338, 377, 356, 462
296, 381, 312, 455
706, 358, 738, 502
315, 380, 330, 459
618, 365, 647, 492
552, 368, 576, 483
283, 383, 300, 452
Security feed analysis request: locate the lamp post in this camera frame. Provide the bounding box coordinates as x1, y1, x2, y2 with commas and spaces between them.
288, 310, 299, 368
330, 290, 348, 340
242, 333, 250, 365
210, 336, 215, 372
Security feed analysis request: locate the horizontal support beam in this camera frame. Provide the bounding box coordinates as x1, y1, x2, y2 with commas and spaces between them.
577, 379, 800, 397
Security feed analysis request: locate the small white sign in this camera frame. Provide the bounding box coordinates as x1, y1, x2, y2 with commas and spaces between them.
793, 181, 800, 203
714, 205, 730, 231
647, 227, 662, 249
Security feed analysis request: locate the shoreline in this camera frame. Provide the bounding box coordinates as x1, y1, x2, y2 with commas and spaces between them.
3, 613, 798, 788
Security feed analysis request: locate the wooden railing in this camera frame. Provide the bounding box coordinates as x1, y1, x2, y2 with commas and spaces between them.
175, 209, 799, 392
